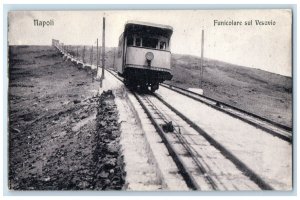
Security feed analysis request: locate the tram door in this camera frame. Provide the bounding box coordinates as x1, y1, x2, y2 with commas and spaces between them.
116, 33, 125, 74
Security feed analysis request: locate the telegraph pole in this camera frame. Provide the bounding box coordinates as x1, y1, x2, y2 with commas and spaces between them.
112, 48, 116, 70
96, 38, 99, 77
90, 45, 93, 66
101, 17, 106, 80
76, 46, 79, 58
82, 46, 86, 64
200, 30, 204, 89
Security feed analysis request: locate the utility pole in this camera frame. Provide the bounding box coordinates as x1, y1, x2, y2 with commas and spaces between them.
76, 46, 79, 58
96, 38, 99, 77
112, 48, 116, 70
101, 17, 106, 80
90, 45, 93, 66
200, 30, 204, 89
82, 46, 86, 64
99, 44, 101, 62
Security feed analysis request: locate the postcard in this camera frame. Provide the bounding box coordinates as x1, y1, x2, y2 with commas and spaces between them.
7, 9, 292, 191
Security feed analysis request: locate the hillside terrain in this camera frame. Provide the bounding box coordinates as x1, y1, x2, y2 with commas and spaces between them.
168, 54, 292, 127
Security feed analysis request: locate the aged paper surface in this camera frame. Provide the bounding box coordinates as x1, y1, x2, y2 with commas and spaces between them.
8, 9, 292, 191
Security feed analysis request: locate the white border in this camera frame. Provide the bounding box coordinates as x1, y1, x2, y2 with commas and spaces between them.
1, 1, 299, 200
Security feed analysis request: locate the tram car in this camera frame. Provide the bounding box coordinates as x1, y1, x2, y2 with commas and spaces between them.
116, 21, 173, 92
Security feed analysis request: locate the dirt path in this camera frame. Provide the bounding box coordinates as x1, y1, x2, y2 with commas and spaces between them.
8, 46, 124, 190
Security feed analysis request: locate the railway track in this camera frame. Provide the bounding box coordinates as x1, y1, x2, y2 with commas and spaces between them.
160, 83, 292, 143
135, 93, 217, 190
135, 93, 274, 190
107, 68, 291, 143
106, 69, 273, 190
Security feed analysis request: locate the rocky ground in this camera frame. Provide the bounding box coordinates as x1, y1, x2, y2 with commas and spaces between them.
8, 46, 124, 190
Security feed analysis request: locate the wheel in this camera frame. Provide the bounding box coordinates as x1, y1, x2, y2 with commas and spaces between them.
124, 78, 129, 86
150, 83, 159, 92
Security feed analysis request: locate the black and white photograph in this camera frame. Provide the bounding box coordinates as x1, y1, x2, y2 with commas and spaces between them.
7, 9, 293, 192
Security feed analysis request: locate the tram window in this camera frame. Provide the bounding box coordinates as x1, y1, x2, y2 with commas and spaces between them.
143, 37, 158, 49
136, 38, 141, 47
159, 41, 166, 50
127, 36, 133, 46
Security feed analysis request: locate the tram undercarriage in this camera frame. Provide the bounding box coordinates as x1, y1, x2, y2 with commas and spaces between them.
122, 67, 172, 92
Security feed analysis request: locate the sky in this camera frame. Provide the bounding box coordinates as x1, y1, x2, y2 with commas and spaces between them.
8, 10, 292, 76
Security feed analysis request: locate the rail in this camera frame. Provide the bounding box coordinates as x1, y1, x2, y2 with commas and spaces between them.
160, 83, 292, 143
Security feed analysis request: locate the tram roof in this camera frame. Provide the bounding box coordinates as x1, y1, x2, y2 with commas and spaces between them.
124, 21, 173, 37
